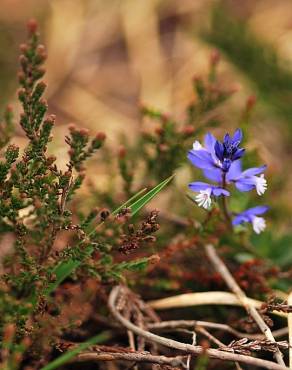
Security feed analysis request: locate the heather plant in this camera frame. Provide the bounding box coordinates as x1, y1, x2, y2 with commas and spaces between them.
0, 19, 291, 370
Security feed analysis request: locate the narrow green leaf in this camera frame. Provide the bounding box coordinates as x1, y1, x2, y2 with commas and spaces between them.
45, 260, 81, 296
44, 175, 174, 297
130, 174, 174, 216
40, 331, 110, 370
111, 187, 147, 216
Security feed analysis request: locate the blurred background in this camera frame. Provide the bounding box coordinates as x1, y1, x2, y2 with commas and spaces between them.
1, 0, 292, 232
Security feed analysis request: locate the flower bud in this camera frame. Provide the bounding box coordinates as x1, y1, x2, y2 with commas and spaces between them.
118, 146, 126, 158
246, 95, 256, 112
210, 49, 220, 66
27, 19, 38, 34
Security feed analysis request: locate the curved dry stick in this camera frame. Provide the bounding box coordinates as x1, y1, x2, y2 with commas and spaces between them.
149, 292, 287, 319
204, 244, 286, 367
109, 286, 289, 370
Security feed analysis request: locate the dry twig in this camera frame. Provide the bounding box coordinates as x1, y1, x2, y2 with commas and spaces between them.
75, 351, 187, 367
109, 285, 289, 370
148, 320, 288, 340
204, 244, 286, 367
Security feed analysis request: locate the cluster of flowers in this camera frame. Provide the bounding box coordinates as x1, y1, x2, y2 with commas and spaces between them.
187, 129, 268, 234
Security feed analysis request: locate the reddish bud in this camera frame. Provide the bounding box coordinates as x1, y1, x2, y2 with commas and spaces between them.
118, 146, 126, 158
37, 45, 46, 54
105, 229, 114, 237
79, 128, 89, 137
193, 75, 202, 83
246, 95, 257, 111
182, 125, 195, 136
96, 132, 106, 141
68, 148, 74, 156
210, 49, 220, 66
20, 43, 28, 53
27, 19, 38, 34
22, 337, 32, 348
46, 114, 55, 124
68, 123, 77, 132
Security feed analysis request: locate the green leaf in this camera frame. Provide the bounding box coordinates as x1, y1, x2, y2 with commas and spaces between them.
115, 257, 150, 272
112, 187, 147, 216
44, 175, 174, 297
40, 331, 110, 370
129, 174, 174, 216
44, 260, 81, 296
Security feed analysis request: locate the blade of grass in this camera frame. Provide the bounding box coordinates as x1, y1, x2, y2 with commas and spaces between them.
130, 174, 174, 216
44, 175, 174, 296
112, 187, 147, 216
40, 331, 111, 370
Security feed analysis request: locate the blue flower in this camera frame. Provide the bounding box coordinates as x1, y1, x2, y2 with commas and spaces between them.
232, 206, 269, 234
188, 182, 229, 209
188, 129, 244, 175
187, 129, 268, 227
214, 129, 245, 172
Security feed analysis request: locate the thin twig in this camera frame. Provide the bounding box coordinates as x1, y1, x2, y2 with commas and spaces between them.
148, 320, 288, 340
196, 326, 244, 370
196, 326, 225, 348
204, 244, 286, 367
186, 328, 196, 370
109, 286, 289, 370
75, 351, 187, 367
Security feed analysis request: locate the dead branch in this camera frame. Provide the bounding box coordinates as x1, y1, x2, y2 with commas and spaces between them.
75, 351, 187, 367
148, 320, 288, 340
109, 285, 289, 370
204, 243, 286, 367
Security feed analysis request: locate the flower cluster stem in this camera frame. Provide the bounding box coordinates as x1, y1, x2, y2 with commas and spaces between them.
221, 173, 232, 229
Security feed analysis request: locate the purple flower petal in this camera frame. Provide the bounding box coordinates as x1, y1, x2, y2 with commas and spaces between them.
212, 188, 230, 196
187, 150, 215, 170
233, 148, 245, 161
203, 168, 222, 182
188, 182, 229, 197
214, 141, 224, 161
204, 133, 216, 153
226, 160, 242, 181
188, 182, 212, 192
240, 165, 267, 177
244, 205, 269, 217
232, 215, 249, 225
234, 181, 255, 192
232, 128, 243, 144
